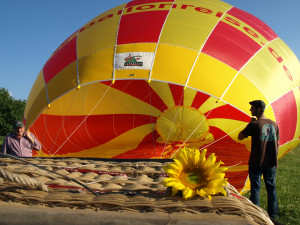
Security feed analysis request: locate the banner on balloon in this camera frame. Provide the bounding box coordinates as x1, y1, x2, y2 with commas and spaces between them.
114, 52, 154, 70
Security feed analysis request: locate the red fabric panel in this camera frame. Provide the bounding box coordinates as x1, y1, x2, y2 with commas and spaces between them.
205, 104, 250, 122
103, 80, 168, 112
169, 83, 184, 106
203, 126, 250, 166
227, 7, 278, 42
31, 114, 156, 156
191, 91, 210, 109
117, 10, 168, 44
43, 37, 77, 83
226, 171, 248, 191
271, 91, 297, 145
202, 21, 261, 71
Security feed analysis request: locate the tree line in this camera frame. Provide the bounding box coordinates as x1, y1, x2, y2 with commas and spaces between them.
0, 87, 26, 136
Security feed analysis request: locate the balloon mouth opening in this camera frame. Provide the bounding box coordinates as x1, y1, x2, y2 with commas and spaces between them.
156, 106, 210, 144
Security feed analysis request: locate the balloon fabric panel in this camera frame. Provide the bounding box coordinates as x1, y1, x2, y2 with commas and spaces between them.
43, 37, 77, 84
272, 91, 297, 145
202, 21, 261, 71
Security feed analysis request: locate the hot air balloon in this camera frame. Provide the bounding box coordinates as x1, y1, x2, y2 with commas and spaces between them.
24, 0, 300, 192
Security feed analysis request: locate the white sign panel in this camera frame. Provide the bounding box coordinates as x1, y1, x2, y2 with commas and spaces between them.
114, 52, 154, 70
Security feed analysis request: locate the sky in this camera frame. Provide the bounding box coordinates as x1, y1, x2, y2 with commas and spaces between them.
0, 0, 299, 100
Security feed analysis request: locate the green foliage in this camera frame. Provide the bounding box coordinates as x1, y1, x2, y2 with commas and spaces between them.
244, 144, 300, 225
0, 87, 26, 136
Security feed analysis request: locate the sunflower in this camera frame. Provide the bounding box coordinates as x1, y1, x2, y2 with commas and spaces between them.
163, 147, 228, 200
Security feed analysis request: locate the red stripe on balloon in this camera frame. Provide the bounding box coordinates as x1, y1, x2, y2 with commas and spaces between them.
169, 83, 184, 106
43, 37, 77, 83
202, 21, 261, 71
205, 104, 250, 122
225, 171, 248, 191
227, 7, 278, 42
103, 80, 168, 112
203, 126, 250, 166
32, 114, 157, 156
191, 91, 210, 109
271, 91, 297, 145
117, 10, 169, 44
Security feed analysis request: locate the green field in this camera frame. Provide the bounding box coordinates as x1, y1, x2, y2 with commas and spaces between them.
0, 136, 299, 224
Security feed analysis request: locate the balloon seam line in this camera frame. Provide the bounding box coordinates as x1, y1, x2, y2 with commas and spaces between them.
50, 83, 112, 157
112, 4, 127, 82
184, 7, 233, 88
49, 90, 79, 155
148, 0, 177, 82
219, 39, 274, 102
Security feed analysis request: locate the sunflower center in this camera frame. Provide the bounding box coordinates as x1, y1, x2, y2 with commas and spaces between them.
179, 168, 207, 190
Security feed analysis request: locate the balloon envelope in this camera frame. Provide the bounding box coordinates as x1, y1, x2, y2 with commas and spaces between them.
25, 0, 300, 192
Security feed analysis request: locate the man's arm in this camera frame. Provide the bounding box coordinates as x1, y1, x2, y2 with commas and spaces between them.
25, 131, 41, 151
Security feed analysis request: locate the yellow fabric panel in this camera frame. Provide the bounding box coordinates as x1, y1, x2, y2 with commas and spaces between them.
45, 82, 161, 117
264, 105, 276, 122
78, 47, 114, 85
188, 54, 237, 98
50, 124, 154, 158
208, 118, 248, 141
77, 4, 124, 58
241, 177, 250, 194
227, 165, 248, 173
46, 61, 78, 104
114, 70, 149, 79
160, 0, 231, 50
183, 88, 197, 107
116, 43, 156, 53
199, 96, 225, 114
278, 140, 300, 159
151, 44, 198, 85
222, 74, 269, 116
240, 39, 299, 103
149, 81, 175, 108
25, 70, 48, 129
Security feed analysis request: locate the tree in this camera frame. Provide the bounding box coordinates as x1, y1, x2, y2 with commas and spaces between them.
0, 87, 26, 136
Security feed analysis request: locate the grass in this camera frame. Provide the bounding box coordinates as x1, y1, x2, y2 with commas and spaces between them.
0, 136, 299, 224
244, 144, 300, 225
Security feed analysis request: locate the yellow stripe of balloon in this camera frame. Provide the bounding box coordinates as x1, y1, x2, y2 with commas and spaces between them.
52, 124, 155, 158
77, 4, 125, 58
149, 81, 175, 108
25, 70, 48, 128
44, 82, 162, 117
183, 88, 198, 107
151, 44, 198, 85
78, 47, 114, 85
188, 53, 238, 98
198, 96, 226, 114
240, 39, 299, 103
160, 0, 231, 50
116, 43, 157, 53
278, 140, 300, 159
222, 73, 269, 116
208, 118, 247, 141
46, 61, 78, 104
